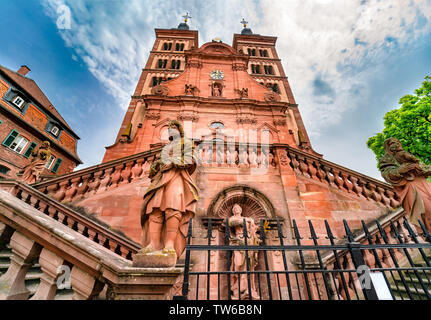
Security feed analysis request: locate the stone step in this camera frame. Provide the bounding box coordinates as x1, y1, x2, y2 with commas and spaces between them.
390, 284, 430, 300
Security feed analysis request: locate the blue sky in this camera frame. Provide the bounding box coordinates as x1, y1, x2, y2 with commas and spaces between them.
1, 0, 431, 180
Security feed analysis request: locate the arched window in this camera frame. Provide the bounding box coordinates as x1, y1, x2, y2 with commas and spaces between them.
210, 122, 224, 130
180, 43, 184, 51
176, 43, 180, 51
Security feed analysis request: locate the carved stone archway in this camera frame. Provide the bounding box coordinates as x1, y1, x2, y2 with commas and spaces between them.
207, 185, 276, 220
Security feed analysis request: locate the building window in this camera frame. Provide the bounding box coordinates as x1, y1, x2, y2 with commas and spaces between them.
163, 42, 173, 51
9, 135, 29, 154
51, 158, 63, 173
157, 59, 167, 69
45, 155, 56, 169
251, 64, 261, 74
248, 48, 256, 56
23, 142, 37, 158
51, 126, 60, 137
0, 165, 10, 175
12, 96, 25, 109
171, 60, 181, 69
210, 122, 224, 129
264, 65, 274, 75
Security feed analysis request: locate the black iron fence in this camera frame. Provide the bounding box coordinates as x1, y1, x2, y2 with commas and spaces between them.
174, 215, 431, 300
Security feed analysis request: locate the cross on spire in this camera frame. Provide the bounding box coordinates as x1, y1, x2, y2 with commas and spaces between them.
240, 18, 248, 28
183, 12, 191, 23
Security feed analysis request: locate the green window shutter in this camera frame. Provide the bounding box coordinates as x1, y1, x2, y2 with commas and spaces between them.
2, 129, 19, 147
51, 158, 62, 173
23, 142, 37, 158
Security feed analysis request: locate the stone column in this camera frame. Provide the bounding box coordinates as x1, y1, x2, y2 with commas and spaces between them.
70, 266, 104, 300
0, 231, 41, 300
30, 248, 65, 300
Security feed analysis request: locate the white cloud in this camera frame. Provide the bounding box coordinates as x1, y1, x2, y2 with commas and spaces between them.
41, 0, 431, 137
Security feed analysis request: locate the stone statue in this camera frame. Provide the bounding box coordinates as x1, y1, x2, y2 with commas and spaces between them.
212, 82, 222, 97
18, 141, 51, 184
136, 120, 199, 267
228, 204, 260, 300
185, 84, 199, 96
379, 138, 431, 230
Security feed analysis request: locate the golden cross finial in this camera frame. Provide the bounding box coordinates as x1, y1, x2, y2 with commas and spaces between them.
183, 12, 191, 23
240, 18, 248, 28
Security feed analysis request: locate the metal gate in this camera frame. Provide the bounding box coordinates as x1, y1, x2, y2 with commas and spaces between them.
174, 215, 431, 300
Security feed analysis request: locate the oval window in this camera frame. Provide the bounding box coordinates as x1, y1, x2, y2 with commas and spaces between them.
210, 122, 224, 129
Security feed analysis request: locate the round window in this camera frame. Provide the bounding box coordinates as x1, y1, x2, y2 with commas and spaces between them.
210, 122, 224, 129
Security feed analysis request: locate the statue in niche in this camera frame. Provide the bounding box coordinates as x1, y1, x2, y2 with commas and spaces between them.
379, 137, 431, 231
227, 144, 238, 167
228, 204, 261, 300
211, 82, 222, 97
18, 141, 51, 184
136, 120, 199, 267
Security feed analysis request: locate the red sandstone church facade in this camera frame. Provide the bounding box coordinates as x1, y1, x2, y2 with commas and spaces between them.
28, 21, 402, 299
88, 22, 393, 241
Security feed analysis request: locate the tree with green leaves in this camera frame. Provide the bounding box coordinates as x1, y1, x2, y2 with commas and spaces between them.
367, 76, 431, 170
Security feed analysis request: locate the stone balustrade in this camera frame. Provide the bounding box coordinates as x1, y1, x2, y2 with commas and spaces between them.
197, 141, 277, 169
0, 188, 183, 300
0, 180, 140, 261
32, 147, 163, 203
31, 142, 397, 209
282, 145, 400, 208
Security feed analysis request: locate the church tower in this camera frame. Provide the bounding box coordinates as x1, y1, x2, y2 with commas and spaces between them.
103, 18, 316, 163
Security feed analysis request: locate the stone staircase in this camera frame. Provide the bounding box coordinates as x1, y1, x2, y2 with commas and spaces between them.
390, 252, 431, 300
0, 245, 74, 300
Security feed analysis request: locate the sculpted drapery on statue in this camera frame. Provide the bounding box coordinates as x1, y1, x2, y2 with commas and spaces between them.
379, 138, 431, 230
135, 120, 199, 267
229, 204, 261, 300
18, 141, 51, 184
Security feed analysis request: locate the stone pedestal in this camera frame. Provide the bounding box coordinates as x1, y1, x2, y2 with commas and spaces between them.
132, 250, 177, 268
109, 267, 184, 300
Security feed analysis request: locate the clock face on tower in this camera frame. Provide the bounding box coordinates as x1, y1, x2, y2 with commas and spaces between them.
210, 70, 224, 80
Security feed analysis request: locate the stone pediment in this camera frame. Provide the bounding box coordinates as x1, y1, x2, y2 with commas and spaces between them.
194, 42, 240, 56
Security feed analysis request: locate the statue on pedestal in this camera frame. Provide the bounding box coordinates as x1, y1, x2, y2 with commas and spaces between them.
228, 204, 260, 300
18, 141, 51, 184
379, 138, 431, 230
134, 120, 199, 267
